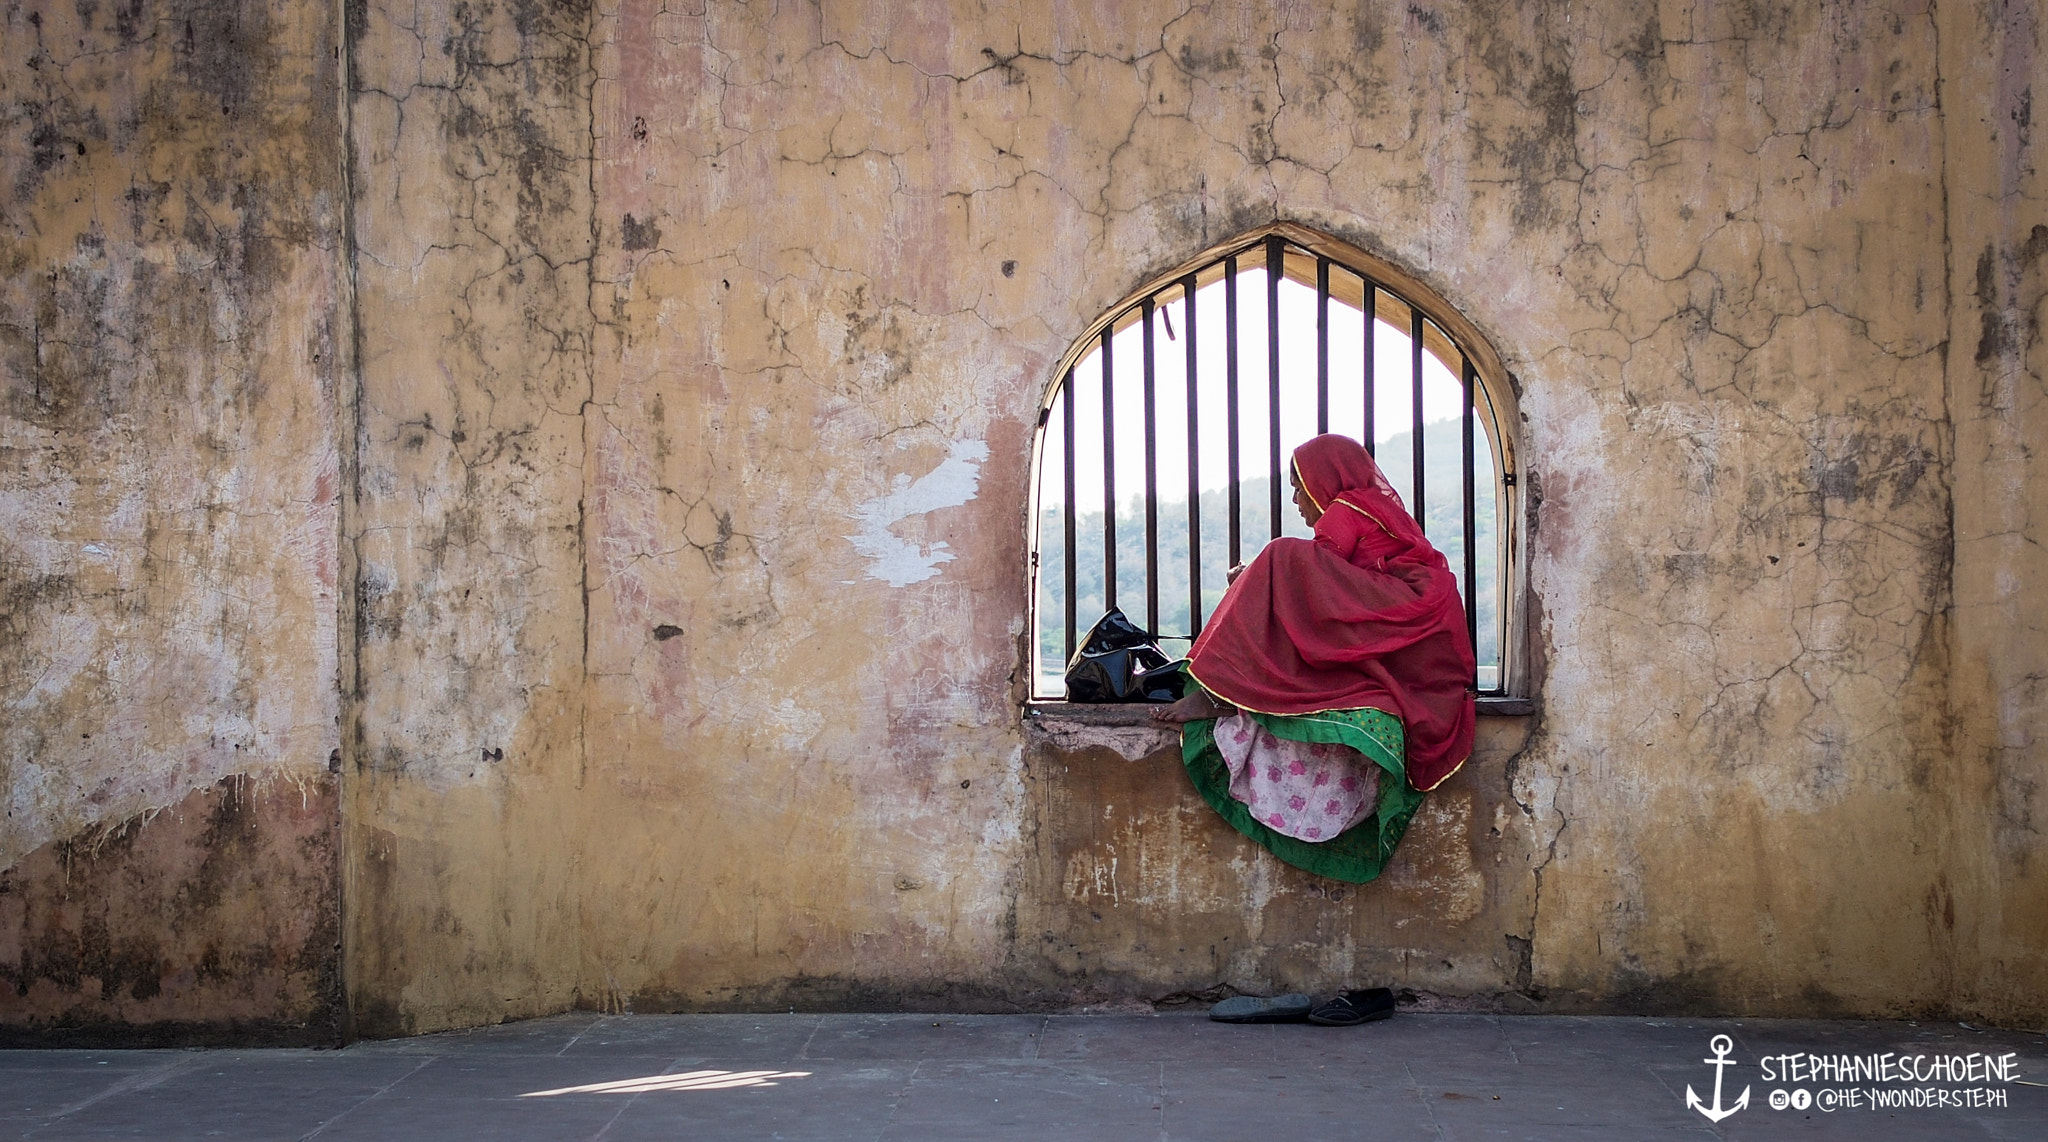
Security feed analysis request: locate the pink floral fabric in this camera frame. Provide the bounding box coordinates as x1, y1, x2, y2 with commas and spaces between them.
1213, 711, 1380, 842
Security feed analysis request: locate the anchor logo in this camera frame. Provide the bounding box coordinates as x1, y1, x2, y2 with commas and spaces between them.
1685, 1034, 1751, 1122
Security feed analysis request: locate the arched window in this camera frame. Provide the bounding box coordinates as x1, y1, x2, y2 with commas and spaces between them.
1029, 224, 1522, 699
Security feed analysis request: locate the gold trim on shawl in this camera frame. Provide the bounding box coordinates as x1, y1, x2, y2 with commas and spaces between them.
1292, 457, 1324, 514
1186, 661, 1388, 720
1411, 753, 1468, 792
1185, 661, 1471, 791
1186, 500, 1469, 789
1333, 497, 1399, 540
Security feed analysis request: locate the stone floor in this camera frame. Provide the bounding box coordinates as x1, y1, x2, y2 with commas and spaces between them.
1, 1012, 2043, 1140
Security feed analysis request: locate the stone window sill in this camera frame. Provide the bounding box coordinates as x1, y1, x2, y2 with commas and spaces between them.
1024, 696, 1535, 724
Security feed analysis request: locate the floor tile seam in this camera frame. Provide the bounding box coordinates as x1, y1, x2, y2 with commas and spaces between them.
1640, 1059, 1697, 1120
587, 1086, 643, 1142
1491, 1015, 1523, 1065
1154, 1059, 1167, 1142
559, 1016, 608, 1056
868, 1057, 923, 1142
795, 1014, 826, 1062
22, 1051, 210, 1131
297, 1055, 440, 1140
894, 1057, 1171, 1081
1404, 1058, 1449, 1141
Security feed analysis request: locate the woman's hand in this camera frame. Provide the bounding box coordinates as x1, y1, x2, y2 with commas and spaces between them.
1226, 562, 1247, 584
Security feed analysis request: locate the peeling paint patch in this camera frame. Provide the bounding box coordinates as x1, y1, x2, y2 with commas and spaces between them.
848, 440, 989, 586
1024, 716, 1177, 761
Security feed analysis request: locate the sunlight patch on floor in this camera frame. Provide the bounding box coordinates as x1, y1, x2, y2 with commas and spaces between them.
520, 1069, 813, 1096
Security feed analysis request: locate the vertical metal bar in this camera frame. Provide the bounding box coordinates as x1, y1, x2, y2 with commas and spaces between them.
1062, 371, 1076, 665
1410, 308, 1426, 534
1266, 235, 1284, 540
1362, 274, 1377, 455
1102, 325, 1117, 610
1462, 356, 1479, 687
1142, 297, 1159, 634
1225, 255, 1241, 567
1183, 275, 1202, 637
1315, 256, 1330, 435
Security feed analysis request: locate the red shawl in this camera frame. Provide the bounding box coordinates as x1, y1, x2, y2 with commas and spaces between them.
1185, 434, 1476, 791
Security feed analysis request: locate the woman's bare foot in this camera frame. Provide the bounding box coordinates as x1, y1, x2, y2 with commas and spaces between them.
1152, 689, 1235, 724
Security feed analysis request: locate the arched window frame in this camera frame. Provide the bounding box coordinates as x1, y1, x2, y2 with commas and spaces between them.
1026, 222, 1529, 701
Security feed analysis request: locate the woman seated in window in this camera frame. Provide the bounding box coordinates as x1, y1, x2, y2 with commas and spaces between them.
1152, 433, 1475, 883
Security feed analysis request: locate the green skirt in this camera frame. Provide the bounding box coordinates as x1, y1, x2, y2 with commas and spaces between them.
1180, 706, 1425, 883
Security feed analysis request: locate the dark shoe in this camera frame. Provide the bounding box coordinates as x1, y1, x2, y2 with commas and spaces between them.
1307, 988, 1396, 1026
1208, 993, 1313, 1023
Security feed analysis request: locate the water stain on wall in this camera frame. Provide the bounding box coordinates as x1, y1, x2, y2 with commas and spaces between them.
0, 775, 340, 1045
0, 0, 344, 1039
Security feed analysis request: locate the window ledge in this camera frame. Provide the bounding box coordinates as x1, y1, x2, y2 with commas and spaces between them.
1024, 696, 1535, 722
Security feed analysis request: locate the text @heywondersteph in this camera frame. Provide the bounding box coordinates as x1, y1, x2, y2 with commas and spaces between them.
1758, 1051, 2019, 1112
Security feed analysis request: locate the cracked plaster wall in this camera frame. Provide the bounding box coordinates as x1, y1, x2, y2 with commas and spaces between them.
5, 0, 2043, 1040
335, 0, 2030, 1030
1943, 0, 2048, 1026
562, 0, 2037, 1027
343, 0, 596, 1033
0, 0, 344, 1038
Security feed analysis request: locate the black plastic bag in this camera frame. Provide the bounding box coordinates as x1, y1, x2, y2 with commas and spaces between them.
1064, 608, 1185, 703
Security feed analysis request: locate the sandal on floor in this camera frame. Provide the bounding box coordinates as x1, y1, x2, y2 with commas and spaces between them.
1307, 988, 1396, 1026
1208, 993, 1314, 1023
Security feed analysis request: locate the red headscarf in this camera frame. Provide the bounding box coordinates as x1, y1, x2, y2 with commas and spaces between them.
1185, 434, 1476, 791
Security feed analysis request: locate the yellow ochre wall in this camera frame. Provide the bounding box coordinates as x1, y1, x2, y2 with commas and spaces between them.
0, 0, 344, 1041
3, 0, 2043, 1040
